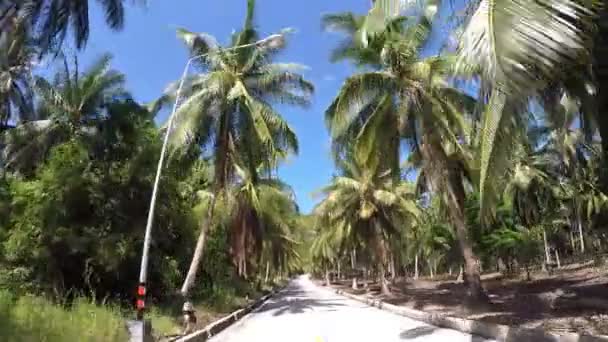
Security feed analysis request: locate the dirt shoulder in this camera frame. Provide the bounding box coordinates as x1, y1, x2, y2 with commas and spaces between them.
328, 265, 608, 336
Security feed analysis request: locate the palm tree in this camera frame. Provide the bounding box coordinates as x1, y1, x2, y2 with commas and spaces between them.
503, 142, 556, 266
227, 161, 300, 279
0, 20, 36, 128
2, 53, 126, 174
162, 0, 313, 297
456, 0, 597, 222
311, 229, 340, 287
324, 8, 488, 302
313, 154, 419, 295
13, 0, 136, 51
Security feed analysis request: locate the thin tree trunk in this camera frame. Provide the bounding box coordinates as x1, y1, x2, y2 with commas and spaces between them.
428, 260, 434, 279
554, 249, 561, 268
449, 266, 453, 276
264, 261, 270, 284
570, 230, 576, 252
543, 228, 551, 268
457, 265, 463, 282
351, 249, 358, 289
337, 262, 341, 280
577, 207, 585, 253
181, 198, 216, 297
325, 267, 331, 286
414, 254, 419, 280
390, 254, 396, 281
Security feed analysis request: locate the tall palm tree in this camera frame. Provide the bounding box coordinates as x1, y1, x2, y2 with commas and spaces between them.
2, 53, 126, 174
227, 161, 300, 279
13, 0, 137, 51
162, 0, 313, 297
324, 8, 488, 302
313, 154, 419, 295
0, 20, 36, 128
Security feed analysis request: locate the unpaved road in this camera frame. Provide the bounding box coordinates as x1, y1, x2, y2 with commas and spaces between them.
208, 275, 493, 342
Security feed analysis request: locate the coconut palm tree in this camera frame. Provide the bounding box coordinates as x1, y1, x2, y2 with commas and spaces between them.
2, 53, 126, 174
313, 152, 419, 295
163, 0, 313, 297
227, 161, 300, 279
323, 7, 488, 302
456, 0, 598, 222
0, 20, 36, 128
12, 0, 138, 51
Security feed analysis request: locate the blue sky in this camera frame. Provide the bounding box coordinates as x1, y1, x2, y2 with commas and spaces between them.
66, 0, 379, 213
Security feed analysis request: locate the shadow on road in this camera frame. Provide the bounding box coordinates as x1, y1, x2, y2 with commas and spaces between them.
399, 326, 437, 339
255, 284, 348, 316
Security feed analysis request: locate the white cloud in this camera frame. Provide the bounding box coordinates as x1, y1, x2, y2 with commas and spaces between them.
322, 74, 336, 82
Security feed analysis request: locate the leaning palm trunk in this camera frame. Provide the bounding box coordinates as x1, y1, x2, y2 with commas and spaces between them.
420, 139, 488, 304
181, 196, 216, 297
264, 261, 270, 284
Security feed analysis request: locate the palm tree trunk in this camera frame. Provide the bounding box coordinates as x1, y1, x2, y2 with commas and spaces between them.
428, 259, 434, 279
390, 254, 396, 281
351, 249, 358, 289
593, 8, 608, 194
371, 222, 391, 295
420, 139, 488, 304
414, 253, 419, 280
243, 258, 248, 280
181, 197, 216, 297
337, 262, 341, 280
449, 198, 488, 304
379, 263, 391, 295
325, 267, 331, 286
554, 249, 561, 268
570, 230, 576, 252
264, 261, 270, 284
577, 207, 585, 253
543, 228, 551, 267
457, 265, 463, 282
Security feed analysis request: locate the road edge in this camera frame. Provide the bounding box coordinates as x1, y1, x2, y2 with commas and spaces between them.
334, 288, 608, 342
174, 287, 284, 342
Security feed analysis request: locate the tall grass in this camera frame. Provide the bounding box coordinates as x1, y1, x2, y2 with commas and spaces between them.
0, 291, 127, 342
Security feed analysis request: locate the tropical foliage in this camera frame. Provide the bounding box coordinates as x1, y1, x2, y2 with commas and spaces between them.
4, 0, 608, 337
306, 0, 608, 306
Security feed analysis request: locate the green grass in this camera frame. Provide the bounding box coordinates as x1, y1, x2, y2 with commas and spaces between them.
0, 279, 287, 341
0, 291, 127, 342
